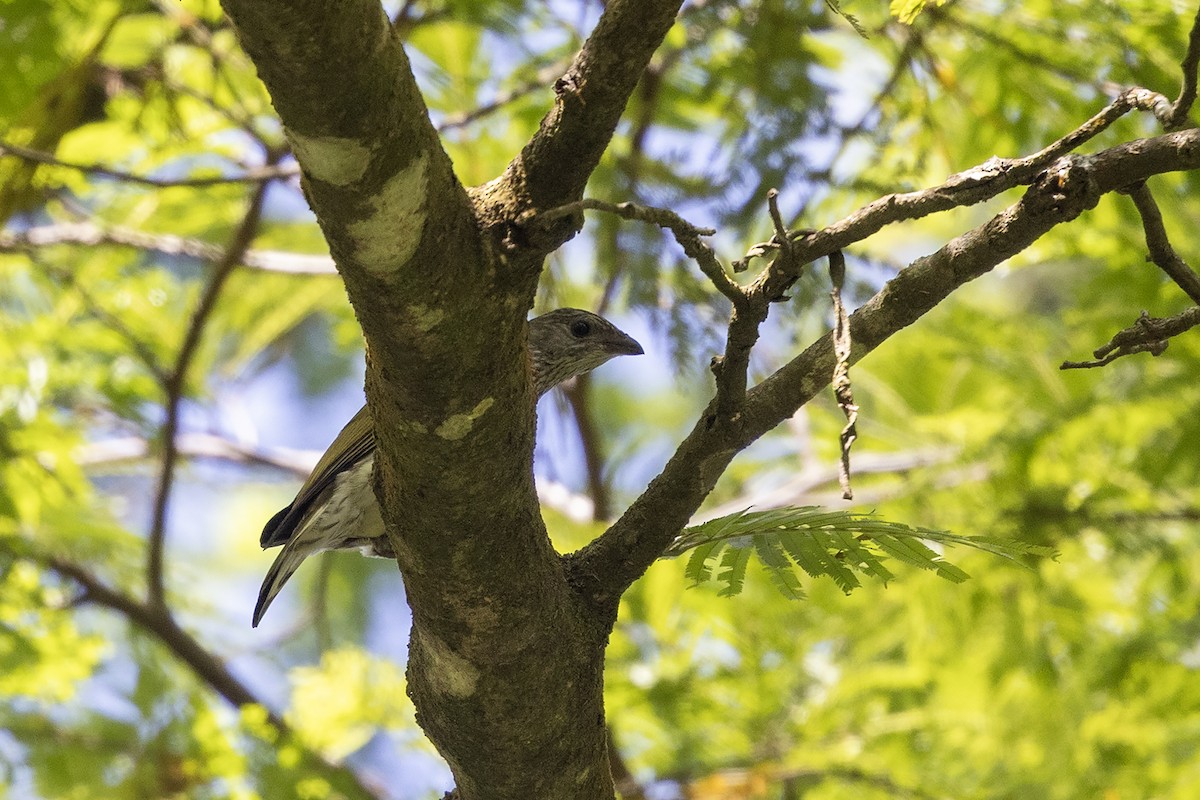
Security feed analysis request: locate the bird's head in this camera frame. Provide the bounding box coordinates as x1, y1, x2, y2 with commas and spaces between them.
528, 308, 644, 396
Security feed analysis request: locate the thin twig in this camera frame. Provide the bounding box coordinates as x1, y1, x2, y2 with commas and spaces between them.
529, 198, 746, 305
438, 60, 571, 132
766, 188, 790, 246
146, 167, 275, 610
1061, 307, 1200, 369
1169, 3, 1200, 129
0, 140, 298, 188
77, 432, 317, 477
1125, 182, 1200, 304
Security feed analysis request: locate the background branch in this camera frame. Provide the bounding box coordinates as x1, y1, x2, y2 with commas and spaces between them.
0, 544, 385, 799
1061, 307, 1200, 369
1, 220, 338, 274
146, 166, 274, 609
0, 140, 296, 187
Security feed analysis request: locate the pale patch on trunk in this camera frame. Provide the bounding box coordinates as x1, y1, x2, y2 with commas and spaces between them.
349, 152, 430, 273
436, 397, 495, 440
418, 633, 480, 698
406, 304, 445, 332
286, 130, 371, 184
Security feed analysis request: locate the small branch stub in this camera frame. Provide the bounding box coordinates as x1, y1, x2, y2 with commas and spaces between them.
1061, 308, 1200, 369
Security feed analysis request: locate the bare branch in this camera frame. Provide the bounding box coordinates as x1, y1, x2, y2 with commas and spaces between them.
146, 171, 273, 610
1125, 181, 1200, 304
531, 195, 774, 426
1061, 308, 1200, 369
570, 129, 1200, 608
788, 87, 1175, 265
529, 198, 744, 304
1169, 4, 1200, 129
0, 140, 297, 188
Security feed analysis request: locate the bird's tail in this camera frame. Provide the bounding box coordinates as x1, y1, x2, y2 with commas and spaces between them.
252, 538, 315, 627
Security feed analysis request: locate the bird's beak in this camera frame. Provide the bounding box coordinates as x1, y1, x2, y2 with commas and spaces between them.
612, 331, 644, 356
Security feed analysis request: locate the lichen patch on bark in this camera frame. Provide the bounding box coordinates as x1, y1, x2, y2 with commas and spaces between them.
286, 130, 371, 185
419, 633, 479, 698
348, 152, 430, 274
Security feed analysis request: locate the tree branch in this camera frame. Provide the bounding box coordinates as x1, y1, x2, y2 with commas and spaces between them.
569, 128, 1200, 608
1125, 181, 1200, 304
495, 0, 685, 233
1, 220, 338, 274
1061, 307, 1200, 369
785, 86, 1174, 266
0, 139, 296, 187
146, 171, 272, 609
530, 199, 739, 302
1169, 3, 1200, 129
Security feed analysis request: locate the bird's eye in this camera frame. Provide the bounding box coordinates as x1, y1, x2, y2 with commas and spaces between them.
570, 320, 592, 337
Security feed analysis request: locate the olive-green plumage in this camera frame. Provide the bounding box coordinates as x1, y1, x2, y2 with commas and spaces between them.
252, 309, 643, 626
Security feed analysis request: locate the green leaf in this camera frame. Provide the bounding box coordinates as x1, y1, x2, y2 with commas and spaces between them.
714, 542, 752, 597
665, 506, 1055, 598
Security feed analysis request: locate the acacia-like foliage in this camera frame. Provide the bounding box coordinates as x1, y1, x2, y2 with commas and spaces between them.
2, 1, 1200, 798
670, 505, 1055, 598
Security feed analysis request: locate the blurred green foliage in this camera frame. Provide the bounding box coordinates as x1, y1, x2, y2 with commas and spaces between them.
1, 0, 1199, 798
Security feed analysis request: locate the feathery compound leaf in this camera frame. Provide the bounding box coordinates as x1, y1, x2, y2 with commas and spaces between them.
715, 543, 752, 597
684, 538, 724, 586
752, 535, 806, 600
665, 506, 1055, 599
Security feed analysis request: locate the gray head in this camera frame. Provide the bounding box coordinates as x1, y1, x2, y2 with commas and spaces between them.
528, 308, 644, 396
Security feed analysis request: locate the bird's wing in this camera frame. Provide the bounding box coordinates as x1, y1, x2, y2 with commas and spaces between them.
259, 404, 377, 548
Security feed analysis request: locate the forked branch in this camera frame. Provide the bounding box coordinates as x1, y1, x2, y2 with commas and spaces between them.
569, 130, 1200, 611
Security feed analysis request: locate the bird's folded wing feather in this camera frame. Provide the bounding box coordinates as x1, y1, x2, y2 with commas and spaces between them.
259, 405, 377, 548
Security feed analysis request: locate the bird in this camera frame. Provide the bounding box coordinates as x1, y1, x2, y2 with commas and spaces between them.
252, 308, 644, 626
